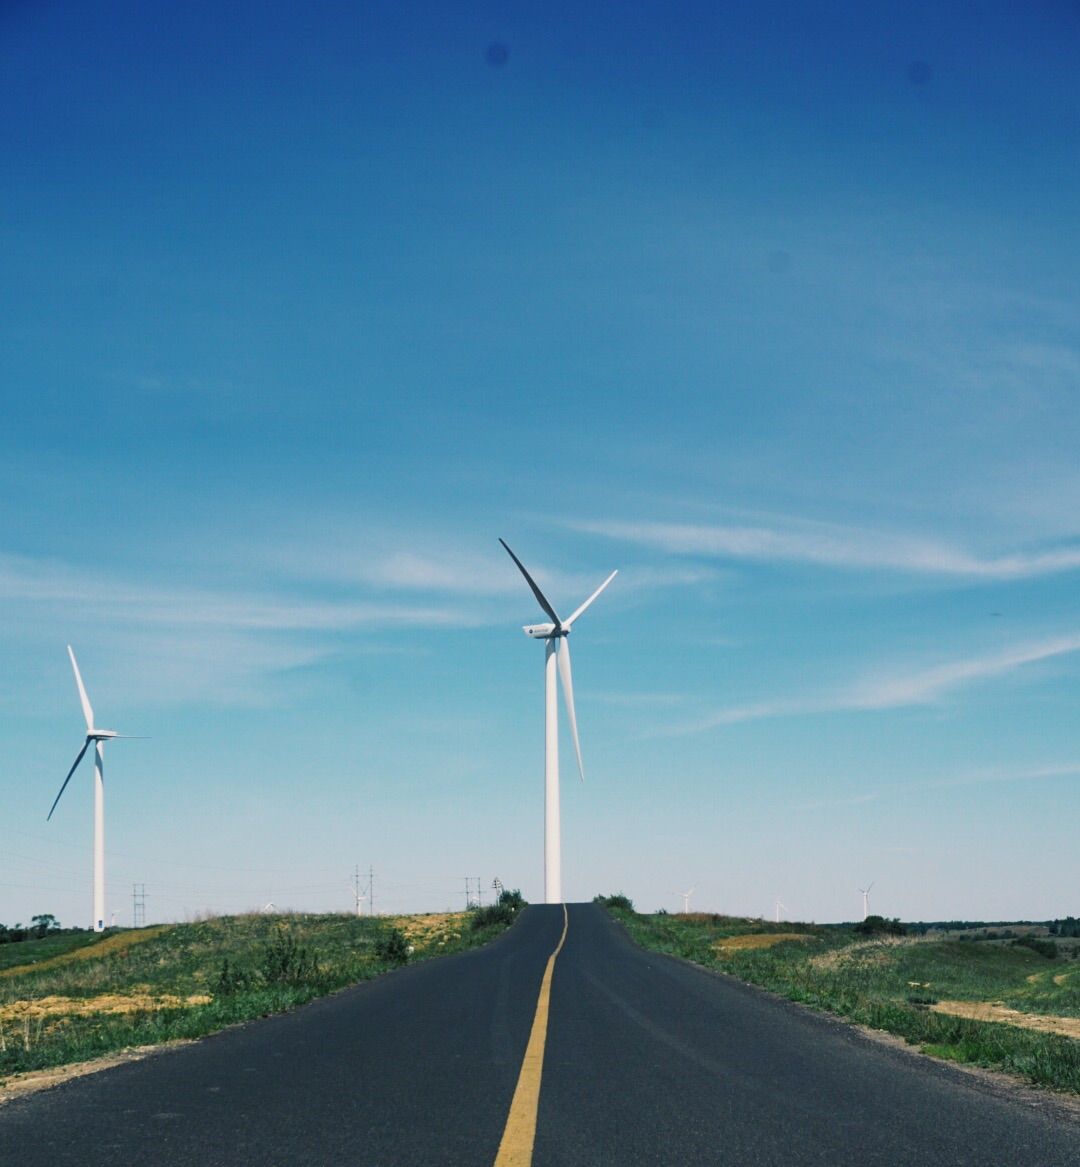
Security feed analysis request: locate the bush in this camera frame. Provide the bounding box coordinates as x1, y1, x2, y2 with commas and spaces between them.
853, 915, 906, 936
498, 888, 525, 911
1013, 936, 1058, 960
215, 957, 254, 995
471, 903, 515, 930
374, 926, 410, 965
594, 893, 634, 912
260, 927, 318, 985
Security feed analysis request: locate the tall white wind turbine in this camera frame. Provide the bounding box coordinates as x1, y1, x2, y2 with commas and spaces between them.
775, 899, 785, 924
47, 647, 132, 933
859, 881, 875, 921
500, 539, 616, 904
679, 887, 696, 913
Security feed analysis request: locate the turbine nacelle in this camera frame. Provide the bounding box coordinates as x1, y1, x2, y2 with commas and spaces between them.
88, 729, 119, 741
523, 623, 558, 639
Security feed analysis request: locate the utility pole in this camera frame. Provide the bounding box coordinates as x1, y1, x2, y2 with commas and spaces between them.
350, 865, 366, 916
132, 883, 146, 927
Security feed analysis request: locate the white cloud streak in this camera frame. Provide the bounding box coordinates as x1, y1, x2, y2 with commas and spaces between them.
792, 762, 1080, 812
664, 635, 1080, 735
571, 518, 1080, 580
0, 554, 467, 632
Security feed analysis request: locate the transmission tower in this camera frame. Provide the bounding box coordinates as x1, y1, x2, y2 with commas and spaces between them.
132, 883, 146, 927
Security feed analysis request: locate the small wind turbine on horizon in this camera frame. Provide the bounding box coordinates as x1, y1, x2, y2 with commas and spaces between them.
47, 647, 136, 933
775, 899, 785, 924
348, 878, 368, 917
500, 538, 617, 904
678, 886, 696, 913
859, 881, 875, 920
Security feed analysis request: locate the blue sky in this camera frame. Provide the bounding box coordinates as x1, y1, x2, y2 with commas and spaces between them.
2, 2, 1079, 925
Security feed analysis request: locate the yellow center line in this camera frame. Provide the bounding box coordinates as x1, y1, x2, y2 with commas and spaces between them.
493, 903, 569, 1167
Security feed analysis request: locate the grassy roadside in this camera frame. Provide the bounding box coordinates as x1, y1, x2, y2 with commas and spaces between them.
0, 931, 104, 973
0, 899, 523, 1083
599, 900, 1080, 1094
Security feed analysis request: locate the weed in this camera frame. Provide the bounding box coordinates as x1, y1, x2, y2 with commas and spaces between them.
374, 927, 409, 966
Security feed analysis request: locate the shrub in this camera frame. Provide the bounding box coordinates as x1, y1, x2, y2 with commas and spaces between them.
471, 903, 515, 930
498, 888, 525, 912
594, 893, 634, 911
261, 928, 318, 985
1012, 936, 1058, 960
374, 926, 410, 965
853, 915, 906, 936
215, 957, 254, 995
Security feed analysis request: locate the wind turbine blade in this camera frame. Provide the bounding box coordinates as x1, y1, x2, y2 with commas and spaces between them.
48, 739, 91, 821
563, 570, 617, 628
67, 645, 94, 730
499, 539, 562, 627
556, 638, 585, 781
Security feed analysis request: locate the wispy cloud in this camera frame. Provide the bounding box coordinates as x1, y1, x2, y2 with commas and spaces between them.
792, 762, 1080, 812
269, 538, 715, 600
848, 635, 1080, 709
662, 635, 1080, 735
0, 553, 468, 632
587, 690, 688, 708
570, 517, 1080, 580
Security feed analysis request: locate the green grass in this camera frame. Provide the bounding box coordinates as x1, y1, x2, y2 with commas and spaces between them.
0, 931, 102, 973
0, 908, 519, 1081
607, 908, 1080, 1094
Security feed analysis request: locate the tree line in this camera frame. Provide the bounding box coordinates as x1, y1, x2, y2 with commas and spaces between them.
0, 914, 67, 943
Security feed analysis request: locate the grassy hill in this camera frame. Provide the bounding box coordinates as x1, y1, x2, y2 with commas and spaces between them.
0, 903, 522, 1082
599, 899, 1080, 1094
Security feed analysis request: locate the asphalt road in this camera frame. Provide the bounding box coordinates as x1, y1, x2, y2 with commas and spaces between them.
1, 903, 1078, 1165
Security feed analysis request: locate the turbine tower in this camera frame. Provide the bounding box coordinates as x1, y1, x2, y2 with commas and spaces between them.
500, 539, 616, 904
679, 886, 696, 913
48, 647, 131, 933
859, 881, 875, 920
775, 899, 785, 924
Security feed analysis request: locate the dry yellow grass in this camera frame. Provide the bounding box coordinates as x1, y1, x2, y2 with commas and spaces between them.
931, 1000, 1080, 1040
0, 928, 169, 980
1054, 973, 1073, 986
808, 937, 904, 971
0, 992, 211, 1022
388, 912, 467, 947
715, 933, 810, 953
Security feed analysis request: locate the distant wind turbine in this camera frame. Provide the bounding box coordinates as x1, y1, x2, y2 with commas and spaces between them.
47, 647, 135, 933
859, 882, 875, 920
775, 899, 785, 924
500, 539, 617, 904
348, 878, 368, 917
679, 886, 696, 913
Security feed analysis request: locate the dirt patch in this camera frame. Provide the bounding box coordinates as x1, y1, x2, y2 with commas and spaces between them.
0, 928, 170, 980
1054, 973, 1072, 986
931, 1000, 1080, 1040
0, 1041, 193, 1103
715, 933, 810, 953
